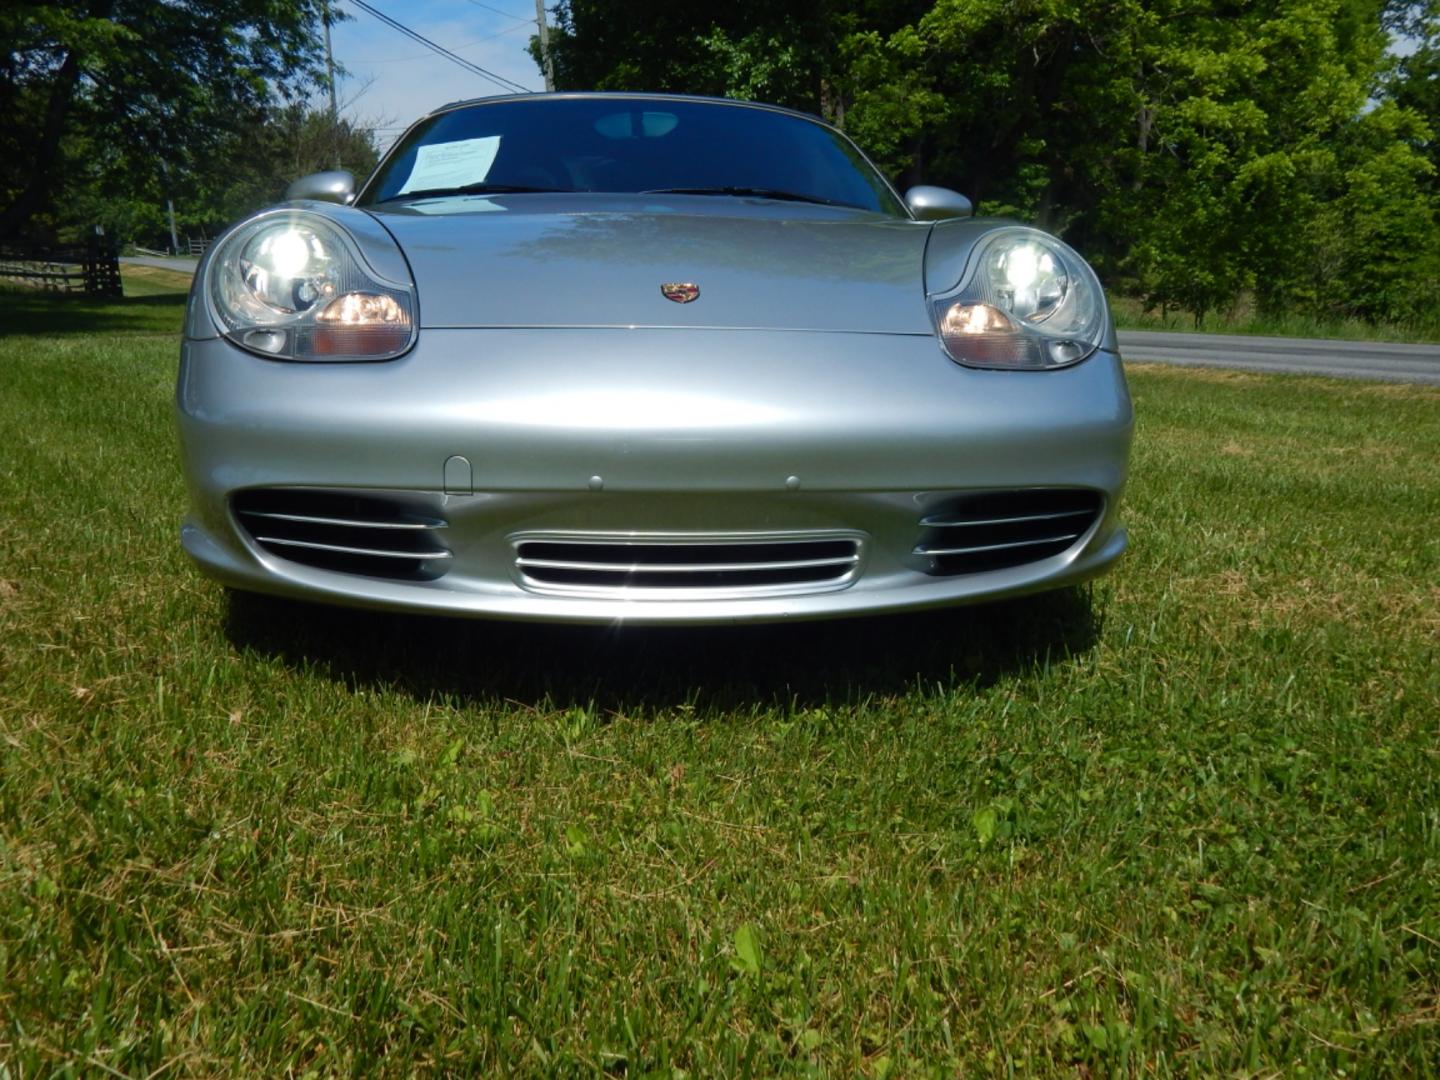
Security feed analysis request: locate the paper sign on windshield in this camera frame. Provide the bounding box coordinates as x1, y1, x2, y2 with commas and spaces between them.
397, 136, 501, 195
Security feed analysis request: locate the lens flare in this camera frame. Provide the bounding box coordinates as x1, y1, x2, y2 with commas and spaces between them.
991, 239, 1067, 323
263, 229, 314, 277
1001, 244, 1041, 290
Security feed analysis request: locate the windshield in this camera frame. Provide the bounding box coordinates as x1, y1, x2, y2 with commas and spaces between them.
359, 97, 906, 216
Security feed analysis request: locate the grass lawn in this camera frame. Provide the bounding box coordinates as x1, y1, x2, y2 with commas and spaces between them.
114, 265, 198, 299
1, 279, 1437, 1077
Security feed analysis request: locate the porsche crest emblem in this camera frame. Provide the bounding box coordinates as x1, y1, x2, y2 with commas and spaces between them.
661, 282, 700, 304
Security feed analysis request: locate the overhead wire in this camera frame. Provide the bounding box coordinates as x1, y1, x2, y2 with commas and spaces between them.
345, 0, 534, 95
346, 22, 532, 64
348, 0, 532, 93
460, 0, 534, 23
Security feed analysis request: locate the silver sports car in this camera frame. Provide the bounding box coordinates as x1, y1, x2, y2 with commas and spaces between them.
177, 92, 1132, 624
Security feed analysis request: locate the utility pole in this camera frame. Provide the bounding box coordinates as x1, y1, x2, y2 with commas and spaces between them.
159, 160, 180, 256
533, 0, 555, 92
323, 0, 341, 167
166, 196, 179, 256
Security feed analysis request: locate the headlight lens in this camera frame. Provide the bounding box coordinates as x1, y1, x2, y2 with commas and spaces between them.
210, 212, 416, 361
931, 228, 1106, 370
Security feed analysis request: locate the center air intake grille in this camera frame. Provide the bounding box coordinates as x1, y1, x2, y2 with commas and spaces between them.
514, 535, 861, 594
233, 489, 450, 581
915, 489, 1102, 576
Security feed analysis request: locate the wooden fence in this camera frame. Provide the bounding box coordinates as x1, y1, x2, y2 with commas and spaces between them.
0, 243, 123, 298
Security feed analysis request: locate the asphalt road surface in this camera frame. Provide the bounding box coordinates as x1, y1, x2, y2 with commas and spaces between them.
1118, 329, 1440, 386
120, 254, 200, 274
120, 255, 1439, 386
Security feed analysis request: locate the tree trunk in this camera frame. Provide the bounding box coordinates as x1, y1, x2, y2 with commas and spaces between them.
819, 77, 845, 130
0, 50, 84, 241
1133, 101, 1154, 192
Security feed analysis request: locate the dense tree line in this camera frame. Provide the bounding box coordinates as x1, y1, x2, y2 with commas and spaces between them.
6, 2, 1436, 323
545, 0, 1440, 325
1, 2, 378, 250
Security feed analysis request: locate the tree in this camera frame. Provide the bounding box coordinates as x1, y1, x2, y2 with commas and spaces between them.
0, 1, 333, 242
1382, 1, 1440, 186
540, 0, 933, 125
543, 0, 1440, 326
202, 103, 384, 232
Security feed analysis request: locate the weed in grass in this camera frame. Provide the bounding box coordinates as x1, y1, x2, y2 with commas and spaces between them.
0, 288, 1437, 1076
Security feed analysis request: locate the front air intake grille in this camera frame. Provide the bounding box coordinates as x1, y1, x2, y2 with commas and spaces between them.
232, 489, 451, 581
514, 535, 862, 594
915, 489, 1102, 576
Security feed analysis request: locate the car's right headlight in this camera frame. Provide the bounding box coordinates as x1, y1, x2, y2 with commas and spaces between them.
209, 211, 416, 361
930, 227, 1107, 370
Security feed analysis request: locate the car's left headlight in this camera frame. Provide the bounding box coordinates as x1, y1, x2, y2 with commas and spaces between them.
209, 211, 416, 361
930, 227, 1107, 370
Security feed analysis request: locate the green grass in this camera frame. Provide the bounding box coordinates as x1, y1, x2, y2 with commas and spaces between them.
0, 267, 190, 336
1, 288, 1437, 1077
1109, 294, 1440, 345
116, 265, 197, 299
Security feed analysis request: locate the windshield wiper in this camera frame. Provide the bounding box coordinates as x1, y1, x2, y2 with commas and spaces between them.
375, 183, 573, 202
641, 186, 846, 207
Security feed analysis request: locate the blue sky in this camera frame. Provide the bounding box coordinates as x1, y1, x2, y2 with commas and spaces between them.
329, 0, 547, 149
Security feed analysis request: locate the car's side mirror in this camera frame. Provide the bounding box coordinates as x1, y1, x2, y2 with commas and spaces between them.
904, 185, 973, 221
285, 170, 356, 204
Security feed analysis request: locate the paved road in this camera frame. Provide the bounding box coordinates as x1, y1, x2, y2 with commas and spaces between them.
1118, 329, 1440, 386
116, 256, 1439, 386
120, 254, 199, 274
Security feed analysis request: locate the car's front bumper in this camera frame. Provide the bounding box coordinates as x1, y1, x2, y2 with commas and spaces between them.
176, 328, 1132, 624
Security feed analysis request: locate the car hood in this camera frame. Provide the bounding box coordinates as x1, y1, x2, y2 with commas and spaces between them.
368, 195, 934, 334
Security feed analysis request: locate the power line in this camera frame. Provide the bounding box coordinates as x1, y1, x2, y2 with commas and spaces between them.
462, 0, 533, 22
348, 0, 532, 93
346, 0, 534, 95
346, 22, 531, 64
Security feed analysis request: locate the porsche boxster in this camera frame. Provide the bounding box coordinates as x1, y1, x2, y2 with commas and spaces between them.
176, 92, 1132, 624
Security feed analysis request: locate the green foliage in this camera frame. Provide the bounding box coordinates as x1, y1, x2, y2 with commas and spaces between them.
839, 27, 946, 179
544, 0, 875, 124
0, 1, 337, 244
197, 104, 383, 236
548, 0, 1440, 331
1301, 103, 1440, 322
33, 103, 381, 249
1108, 291, 1440, 342
1383, 1, 1440, 183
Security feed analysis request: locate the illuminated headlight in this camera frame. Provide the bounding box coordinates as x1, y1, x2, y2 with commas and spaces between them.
210, 212, 416, 361
931, 228, 1107, 370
